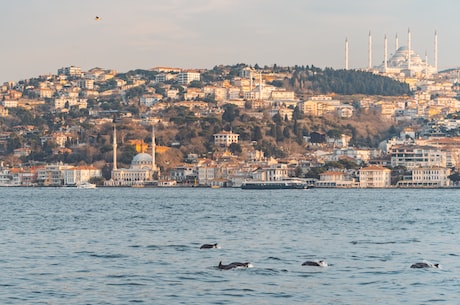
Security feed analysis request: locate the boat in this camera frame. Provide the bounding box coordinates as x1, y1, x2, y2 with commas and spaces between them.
241, 180, 308, 190
77, 182, 97, 189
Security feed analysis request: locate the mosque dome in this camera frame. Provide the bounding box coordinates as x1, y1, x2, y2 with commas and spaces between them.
131, 153, 153, 170
133, 153, 152, 163
380, 44, 435, 76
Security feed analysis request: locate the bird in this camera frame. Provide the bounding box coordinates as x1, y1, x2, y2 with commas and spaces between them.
200, 243, 218, 249
302, 260, 328, 267
95, 16, 101, 21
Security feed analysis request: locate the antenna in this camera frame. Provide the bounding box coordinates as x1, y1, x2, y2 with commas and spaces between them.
368, 31, 372, 70
345, 37, 349, 70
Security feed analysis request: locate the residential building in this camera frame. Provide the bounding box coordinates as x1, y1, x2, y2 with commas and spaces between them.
252, 164, 289, 181
397, 166, 451, 188
62, 166, 102, 186
170, 166, 196, 183
37, 163, 74, 186
316, 171, 356, 188
390, 145, 447, 169
58, 66, 82, 77
177, 71, 201, 84
359, 165, 391, 188
213, 131, 239, 147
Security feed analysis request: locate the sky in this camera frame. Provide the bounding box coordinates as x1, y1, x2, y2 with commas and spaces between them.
1, 0, 459, 83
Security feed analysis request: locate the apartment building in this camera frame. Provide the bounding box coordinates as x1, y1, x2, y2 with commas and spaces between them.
359, 165, 391, 188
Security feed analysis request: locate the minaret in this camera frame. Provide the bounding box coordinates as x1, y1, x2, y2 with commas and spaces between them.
384, 34, 388, 72
151, 126, 157, 171
395, 33, 399, 51
259, 72, 262, 99
425, 51, 428, 78
345, 37, 349, 70
407, 28, 412, 72
113, 125, 117, 170
368, 31, 372, 70
434, 30, 438, 73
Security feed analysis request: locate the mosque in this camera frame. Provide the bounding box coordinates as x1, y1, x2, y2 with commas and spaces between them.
105, 125, 159, 186
345, 29, 438, 77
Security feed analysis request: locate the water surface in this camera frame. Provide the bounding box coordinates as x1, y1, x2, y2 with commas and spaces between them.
1, 187, 459, 304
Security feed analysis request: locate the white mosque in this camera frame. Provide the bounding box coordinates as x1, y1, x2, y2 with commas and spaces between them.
105, 125, 159, 186
345, 29, 438, 77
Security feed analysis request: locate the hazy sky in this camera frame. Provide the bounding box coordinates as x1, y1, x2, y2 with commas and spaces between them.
1, 0, 459, 83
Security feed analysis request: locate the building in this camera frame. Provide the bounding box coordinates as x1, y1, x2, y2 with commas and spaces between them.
105, 126, 159, 186
251, 164, 289, 181
58, 66, 82, 77
390, 145, 447, 169
359, 165, 391, 188
397, 166, 451, 188
37, 163, 75, 186
177, 71, 201, 84
316, 171, 356, 188
62, 166, 102, 186
213, 131, 239, 147
170, 165, 196, 183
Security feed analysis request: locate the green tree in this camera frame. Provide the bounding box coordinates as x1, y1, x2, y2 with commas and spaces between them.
252, 126, 263, 141
229, 142, 242, 154
222, 104, 239, 123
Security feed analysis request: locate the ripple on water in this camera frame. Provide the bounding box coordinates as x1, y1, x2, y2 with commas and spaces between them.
1, 188, 459, 305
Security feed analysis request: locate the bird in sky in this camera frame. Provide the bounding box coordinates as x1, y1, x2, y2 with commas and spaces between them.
95, 16, 101, 21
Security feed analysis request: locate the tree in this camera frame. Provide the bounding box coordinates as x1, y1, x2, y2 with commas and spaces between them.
448, 172, 460, 185
229, 142, 242, 154
252, 126, 263, 141
222, 104, 239, 123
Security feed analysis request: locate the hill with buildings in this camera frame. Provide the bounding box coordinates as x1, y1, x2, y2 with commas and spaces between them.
1, 63, 460, 188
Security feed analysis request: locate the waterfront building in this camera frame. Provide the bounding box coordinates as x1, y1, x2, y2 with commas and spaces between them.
37, 163, 74, 186
62, 166, 102, 186
170, 165, 197, 183
359, 165, 391, 188
397, 166, 451, 188
316, 171, 356, 188
251, 164, 290, 181
390, 145, 447, 169
105, 126, 159, 187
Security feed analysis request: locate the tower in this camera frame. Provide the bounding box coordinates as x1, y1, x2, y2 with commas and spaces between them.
434, 30, 438, 73
259, 72, 263, 99
384, 34, 388, 72
368, 31, 372, 70
151, 126, 157, 171
425, 51, 428, 78
395, 33, 399, 51
407, 28, 411, 72
345, 37, 349, 70
113, 125, 117, 170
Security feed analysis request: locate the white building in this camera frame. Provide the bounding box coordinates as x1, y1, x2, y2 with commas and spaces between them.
2, 100, 18, 108
252, 164, 289, 181
213, 131, 239, 147
106, 126, 159, 186
359, 165, 391, 188
316, 171, 356, 188
397, 166, 451, 188
62, 166, 102, 186
37, 163, 75, 186
177, 71, 201, 84
390, 145, 447, 169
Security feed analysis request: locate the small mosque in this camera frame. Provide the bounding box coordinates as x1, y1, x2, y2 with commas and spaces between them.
105, 126, 159, 186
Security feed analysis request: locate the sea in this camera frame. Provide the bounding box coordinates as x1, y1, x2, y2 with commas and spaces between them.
0, 187, 459, 305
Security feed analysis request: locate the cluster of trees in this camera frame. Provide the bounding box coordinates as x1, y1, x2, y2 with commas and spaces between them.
288, 66, 410, 96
